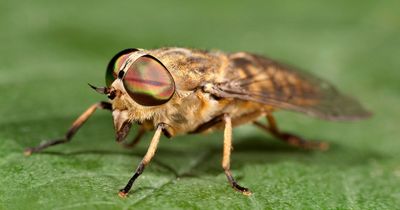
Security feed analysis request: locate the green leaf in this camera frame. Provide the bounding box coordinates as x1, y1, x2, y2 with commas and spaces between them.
1, 0, 400, 209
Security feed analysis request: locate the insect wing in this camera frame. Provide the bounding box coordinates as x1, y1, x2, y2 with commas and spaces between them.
212, 53, 371, 120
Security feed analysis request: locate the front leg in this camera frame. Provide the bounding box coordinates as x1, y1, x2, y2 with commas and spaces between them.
222, 114, 252, 196
25, 101, 112, 155
118, 123, 164, 197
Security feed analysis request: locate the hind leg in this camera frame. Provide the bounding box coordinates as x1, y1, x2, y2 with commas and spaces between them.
253, 113, 329, 150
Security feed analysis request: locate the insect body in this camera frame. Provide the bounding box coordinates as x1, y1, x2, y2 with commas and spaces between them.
25, 47, 371, 197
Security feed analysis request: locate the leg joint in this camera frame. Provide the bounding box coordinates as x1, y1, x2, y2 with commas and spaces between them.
136, 162, 145, 175
98, 101, 112, 110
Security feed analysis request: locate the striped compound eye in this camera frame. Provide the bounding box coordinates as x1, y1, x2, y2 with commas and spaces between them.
123, 56, 175, 106
105, 49, 138, 87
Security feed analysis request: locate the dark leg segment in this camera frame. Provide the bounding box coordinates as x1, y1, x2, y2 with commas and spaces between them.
123, 126, 146, 148
222, 114, 252, 196
118, 124, 163, 198
118, 162, 145, 197
24, 101, 112, 155
253, 113, 329, 150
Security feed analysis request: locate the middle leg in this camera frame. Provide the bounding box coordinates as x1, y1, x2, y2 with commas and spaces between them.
222, 114, 252, 196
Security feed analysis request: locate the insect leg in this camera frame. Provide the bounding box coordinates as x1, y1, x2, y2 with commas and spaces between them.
24, 101, 112, 155
118, 124, 163, 198
123, 126, 146, 148
253, 113, 329, 150
222, 114, 252, 196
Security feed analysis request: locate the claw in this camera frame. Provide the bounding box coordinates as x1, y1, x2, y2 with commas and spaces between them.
24, 148, 33, 156
316, 142, 330, 151
118, 190, 128, 198
242, 190, 253, 196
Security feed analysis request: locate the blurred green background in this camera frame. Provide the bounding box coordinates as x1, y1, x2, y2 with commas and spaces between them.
1, 0, 399, 209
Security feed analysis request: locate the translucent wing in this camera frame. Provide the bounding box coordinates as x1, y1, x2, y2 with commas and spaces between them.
210, 52, 371, 120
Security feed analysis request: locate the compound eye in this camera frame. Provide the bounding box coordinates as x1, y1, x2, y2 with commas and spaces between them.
105, 48, 138, 87
123, 56, 175, 106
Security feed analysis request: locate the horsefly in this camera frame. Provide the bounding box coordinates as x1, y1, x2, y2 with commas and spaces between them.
25, 47, 371, 197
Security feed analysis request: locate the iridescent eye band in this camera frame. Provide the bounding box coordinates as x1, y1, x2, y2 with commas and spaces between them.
105, 49, 176, 106
122, 56, 175, 106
